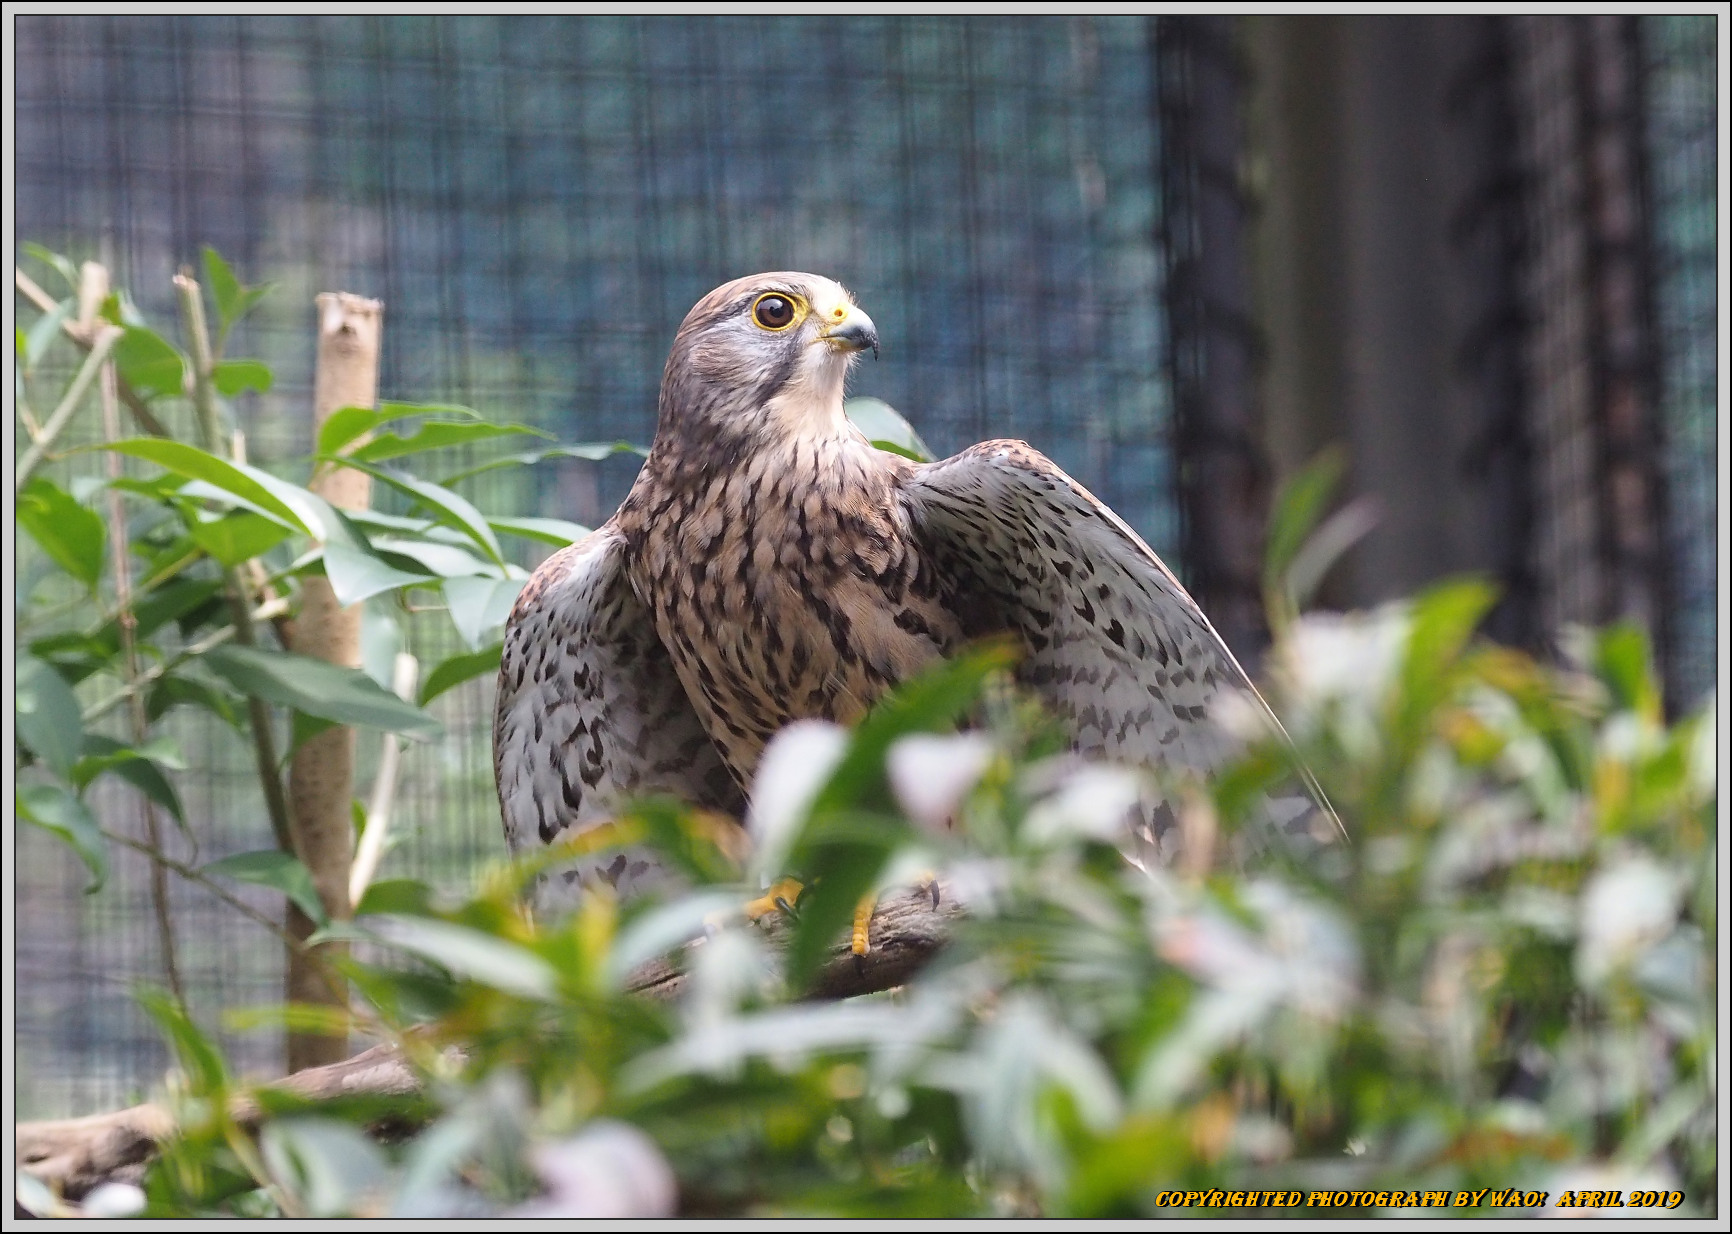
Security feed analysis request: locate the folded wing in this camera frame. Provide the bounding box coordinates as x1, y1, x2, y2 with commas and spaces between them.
494, 522, 743, 907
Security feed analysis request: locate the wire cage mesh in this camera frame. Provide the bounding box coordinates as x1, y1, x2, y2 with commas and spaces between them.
10, 13, 1717, 1121
13, 14, 1179, 1116
1641, 15, 1720, 712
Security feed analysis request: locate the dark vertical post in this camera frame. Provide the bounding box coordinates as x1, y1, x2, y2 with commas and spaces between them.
1445, 17, 1539, 651
1512, 16, 1669, 679
1579, 15, 1671, 681
1153, 16, 1269, 662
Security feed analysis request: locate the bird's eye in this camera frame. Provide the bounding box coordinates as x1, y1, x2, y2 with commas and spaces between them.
752, 293, 799, 331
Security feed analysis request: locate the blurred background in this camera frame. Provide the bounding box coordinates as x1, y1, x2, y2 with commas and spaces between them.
11, 15, 1719, 1117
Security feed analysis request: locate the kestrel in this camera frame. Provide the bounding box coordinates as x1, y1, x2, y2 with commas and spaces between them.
494, 272, 1313, 908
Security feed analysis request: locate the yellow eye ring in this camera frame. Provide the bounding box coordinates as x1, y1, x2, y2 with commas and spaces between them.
751, 292, 806, 332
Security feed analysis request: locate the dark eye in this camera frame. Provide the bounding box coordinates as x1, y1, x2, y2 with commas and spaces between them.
752, 293, 797, 331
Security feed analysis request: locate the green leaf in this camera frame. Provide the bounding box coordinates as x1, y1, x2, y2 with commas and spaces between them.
419, 643, 504, 706
1397, 579, 1498, 738
112, 326, 186, 400
188, 511, 293, 567
23, 242, 80, 292
353, 878, 433, 918
1284, 494, 1381, 613
349, 463, 506, 567
97, 288, 148, 329
259, 1118, 390, 1217
202, 850, 328, 926
201, 246, 244, 328
317, 406, 391, 457
136, 985, 229, 1094
94, 439, 322, 536
107, 472, 191, 503
321, 542, 433, 607
487, 516, 592, 547
846, 397, 935, 462
317, 400, 489, 458
71, 735, 187, 825
147, 673, 243, 729
15, 654, 85, 778
289, 710, 342, 760
17, 477, 106, 590
361, 605, 404, 690
366, 915, 559, 1001
202, 645, 443, 741
343, 419, 550, 464
438, 440, 647, 486
110, 577, 227, 650
202, 247, 275, 347
443, 576, 527, 650
1265, 447, 1347, 594
24, 297, 72, 369
367, 535, 497, 579
211, 359, 273, 397
17, 783, 108, 892
1595, 622, 1662, 723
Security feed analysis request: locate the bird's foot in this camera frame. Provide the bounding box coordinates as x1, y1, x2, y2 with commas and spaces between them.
852, 891, 877, 957
854, 872, 941, 956
744, 877, 805, 923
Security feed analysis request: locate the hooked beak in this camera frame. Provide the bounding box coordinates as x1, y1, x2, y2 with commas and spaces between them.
821, 309, 879, 359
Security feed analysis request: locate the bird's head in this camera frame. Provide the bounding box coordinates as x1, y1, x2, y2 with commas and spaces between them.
656, 272, 878, 448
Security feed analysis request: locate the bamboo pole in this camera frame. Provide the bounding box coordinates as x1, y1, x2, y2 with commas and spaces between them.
284, 292, 384, 1071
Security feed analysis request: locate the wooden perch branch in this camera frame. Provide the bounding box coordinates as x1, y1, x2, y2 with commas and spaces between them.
14, 883, 962, 1203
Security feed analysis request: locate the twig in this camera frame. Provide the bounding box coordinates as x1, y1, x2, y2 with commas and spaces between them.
97, 825, 359, 1020
233, 430, 298, 648
14, 324, 122, 490
175, 271, 294, 855
99, 293, 187, 1009
79, 596, 291, 726
16, 266, 171, 437
99, 828, 307, 955
17, 392, 44, 440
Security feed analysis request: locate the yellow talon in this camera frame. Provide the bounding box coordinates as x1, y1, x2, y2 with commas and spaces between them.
853, 892, 877, 956
744, 877, 805, 922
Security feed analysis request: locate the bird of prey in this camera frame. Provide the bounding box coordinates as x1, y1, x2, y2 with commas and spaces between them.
494, 272, 1310, 910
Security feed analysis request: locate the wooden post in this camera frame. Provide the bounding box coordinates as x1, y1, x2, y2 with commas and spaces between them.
285, 293, 383, 1070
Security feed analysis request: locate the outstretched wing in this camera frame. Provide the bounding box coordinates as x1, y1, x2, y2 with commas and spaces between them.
901, 440, 1327, 858
494, 521, 743, 907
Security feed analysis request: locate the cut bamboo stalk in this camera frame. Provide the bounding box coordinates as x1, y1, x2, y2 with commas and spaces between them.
349, 652, 420, 910
285, 292, 384, 1071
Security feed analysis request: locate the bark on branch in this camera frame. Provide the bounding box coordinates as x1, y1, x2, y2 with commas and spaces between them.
14, 884, 960, 1203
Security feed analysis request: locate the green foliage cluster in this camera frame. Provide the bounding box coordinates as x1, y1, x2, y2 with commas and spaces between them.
87, 590, 1715, 1219
14, 248, 1717, 1219
14, 245, 635, 908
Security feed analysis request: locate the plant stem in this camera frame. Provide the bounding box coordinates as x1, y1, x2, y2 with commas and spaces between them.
79, 596, 290, 726
98, 827, 364, 1017
15, 266, 171, 437
14, 324, 122, 490
101, 317, 187, 1008
99, 828, 306, 954
175, 272, 295, 855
